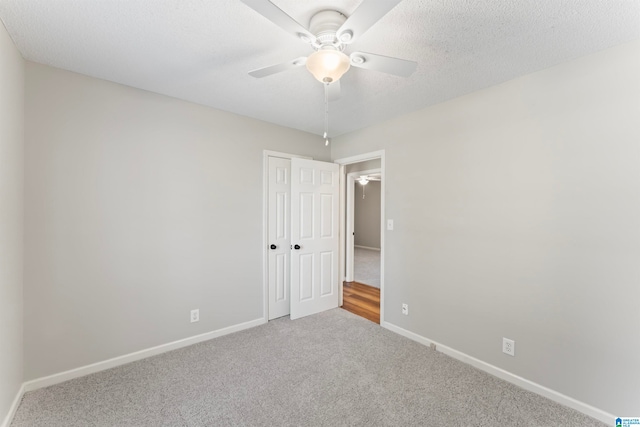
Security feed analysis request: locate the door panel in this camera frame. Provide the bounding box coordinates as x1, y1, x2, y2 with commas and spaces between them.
268, 157, 291, 320
320, 194, 333, 238
299, 253, 314, 301
275, 192, 287, 240
290, 158, 339, 320
275, 253, 287, 301
300, 193, 314, 239
320, 251, 333, 296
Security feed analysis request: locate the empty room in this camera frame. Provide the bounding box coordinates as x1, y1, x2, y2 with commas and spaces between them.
1, 1, 639, 426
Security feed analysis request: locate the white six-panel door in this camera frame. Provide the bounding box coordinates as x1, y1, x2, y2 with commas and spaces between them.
267, 157, 291, 320
290, 158, 340, 320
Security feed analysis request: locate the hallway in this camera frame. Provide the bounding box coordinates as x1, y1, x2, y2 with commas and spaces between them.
342, 281, 380, 324
354, 247, 380, 288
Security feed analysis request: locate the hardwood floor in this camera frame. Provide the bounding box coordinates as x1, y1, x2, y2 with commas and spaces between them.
342, 281, 380, 324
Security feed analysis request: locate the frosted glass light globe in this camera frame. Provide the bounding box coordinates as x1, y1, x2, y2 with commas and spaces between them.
306, 49, 351, 83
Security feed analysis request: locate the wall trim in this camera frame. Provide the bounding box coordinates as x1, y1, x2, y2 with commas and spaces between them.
333, 150, 385, 165
354, 245, 381, 251
22, 317, 266, 393
380, 321, 614, 424
1, 383, 25, 427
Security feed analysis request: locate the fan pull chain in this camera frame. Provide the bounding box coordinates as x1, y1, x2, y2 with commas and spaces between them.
323, 83, 329, 146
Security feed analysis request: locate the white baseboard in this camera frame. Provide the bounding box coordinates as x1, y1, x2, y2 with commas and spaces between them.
380, 321, 614, 424
22, 317, 266, 393
1, 383, 25, 427
354, 245, 380, 251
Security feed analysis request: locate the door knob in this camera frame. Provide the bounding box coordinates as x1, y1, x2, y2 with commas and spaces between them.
294, 244, 301, 250
270, 244, 277, 250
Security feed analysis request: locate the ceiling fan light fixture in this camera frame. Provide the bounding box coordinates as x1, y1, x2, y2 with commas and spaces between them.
358, 177, 369, 185
306, 48, 351, 83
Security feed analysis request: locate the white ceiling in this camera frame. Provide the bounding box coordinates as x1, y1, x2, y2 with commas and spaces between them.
1, 1, 638, 137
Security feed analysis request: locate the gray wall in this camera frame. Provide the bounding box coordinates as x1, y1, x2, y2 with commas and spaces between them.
0, 21, 24, 422
331, 41, 640, 415
24, 62, 330, 380
354, 181, 381, 249
345, 159, 381, 174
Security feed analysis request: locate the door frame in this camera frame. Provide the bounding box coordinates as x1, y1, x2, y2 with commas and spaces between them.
334, 150, 386, 323
263, 149, 386, 323
262, 150, 312, 322
345, 168, 382, 282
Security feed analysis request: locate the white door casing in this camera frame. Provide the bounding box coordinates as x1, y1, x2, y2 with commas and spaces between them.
290, 158, 340, 320
346, 174, 355, 282
267, 157, 291, 320
335, 150, 385, 323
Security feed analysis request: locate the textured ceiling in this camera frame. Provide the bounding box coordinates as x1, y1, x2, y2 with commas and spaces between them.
1, 1, 638, 137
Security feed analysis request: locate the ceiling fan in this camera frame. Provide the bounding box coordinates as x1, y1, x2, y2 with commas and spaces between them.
358, 174, 381, 185
240, 0, 417, 100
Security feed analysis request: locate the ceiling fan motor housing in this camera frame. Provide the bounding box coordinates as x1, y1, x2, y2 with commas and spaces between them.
309, 10, 347, 50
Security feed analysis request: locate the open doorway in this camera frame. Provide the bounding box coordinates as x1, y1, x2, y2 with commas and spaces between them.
350, 170, 381, 287
336, 155, 384, 324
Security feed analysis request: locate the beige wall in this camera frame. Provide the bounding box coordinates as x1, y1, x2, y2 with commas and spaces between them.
345, 159, 381, 174
0, 21, 24, 423
331, 41, 640, 415
24, 62, 330, 380
354, 180, 381, 249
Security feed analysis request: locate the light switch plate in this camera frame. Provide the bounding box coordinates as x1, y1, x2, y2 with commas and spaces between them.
387, 219, 394, 230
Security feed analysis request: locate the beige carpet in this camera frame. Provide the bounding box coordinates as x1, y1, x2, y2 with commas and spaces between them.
12, 309, 605, 426
354, 247, 380, 288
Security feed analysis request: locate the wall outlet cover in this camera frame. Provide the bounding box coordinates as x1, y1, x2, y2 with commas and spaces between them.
402, 303, 409, 315
503, 337, 515, 356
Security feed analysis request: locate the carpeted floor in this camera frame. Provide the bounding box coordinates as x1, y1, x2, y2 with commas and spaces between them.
354, 247, 380, 288
12, 309, 605, 427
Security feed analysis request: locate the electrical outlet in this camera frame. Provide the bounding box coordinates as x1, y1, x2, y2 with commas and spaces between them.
502, 337, 515, 356
430, 343, 436, 351
190, 309, 199, 323
402, 303, 409, 315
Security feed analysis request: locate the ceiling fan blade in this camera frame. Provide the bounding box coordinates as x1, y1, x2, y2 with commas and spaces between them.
349, 52, 417, 77
337, 0, 403, 44
326, 80, 341, 102
240, 0, 316, 44
249, 57, 307, 78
